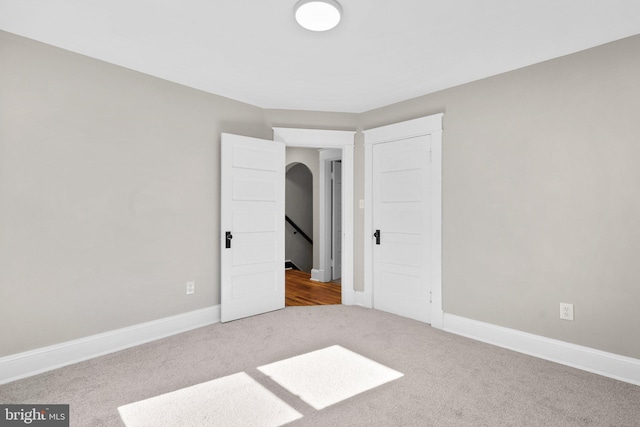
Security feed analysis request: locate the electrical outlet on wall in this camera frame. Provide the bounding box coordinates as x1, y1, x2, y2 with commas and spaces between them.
560, 303, 574, 321
186, 281, 195, 295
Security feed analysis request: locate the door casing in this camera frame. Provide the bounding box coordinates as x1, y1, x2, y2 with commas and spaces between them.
372, 136, 432, 322
273, 128, 356, 305
331, 160, 342, 281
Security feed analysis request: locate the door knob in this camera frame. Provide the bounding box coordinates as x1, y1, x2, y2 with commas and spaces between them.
373, 229, 381, 245
225, 231, 233, 249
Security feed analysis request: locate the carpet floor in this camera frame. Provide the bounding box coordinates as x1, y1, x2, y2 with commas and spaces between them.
1, 305, 639, 426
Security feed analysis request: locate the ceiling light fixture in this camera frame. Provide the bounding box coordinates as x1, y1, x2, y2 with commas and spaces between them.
294, 0, 342, 32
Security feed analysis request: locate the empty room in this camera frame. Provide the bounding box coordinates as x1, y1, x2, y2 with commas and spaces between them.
1, 1, 640, 426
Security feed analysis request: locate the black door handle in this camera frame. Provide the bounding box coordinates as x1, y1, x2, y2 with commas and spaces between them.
373, 229, 381, 245
225, 231, 233, 249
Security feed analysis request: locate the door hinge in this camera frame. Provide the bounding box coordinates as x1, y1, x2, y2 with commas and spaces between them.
430, 291, 432, 303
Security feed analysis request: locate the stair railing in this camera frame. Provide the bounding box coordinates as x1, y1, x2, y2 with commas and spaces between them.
285, 215, 312, 245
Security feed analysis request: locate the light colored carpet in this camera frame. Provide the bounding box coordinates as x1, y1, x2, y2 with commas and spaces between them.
1, 305, 639, 426
118, 372, 302, 427
258, 345, 403, 410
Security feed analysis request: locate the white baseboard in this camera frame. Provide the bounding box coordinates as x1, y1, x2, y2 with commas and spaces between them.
310, 269, 326, 282
6, 307, 637, 388
341, 287, 355, 306
354, 290, 372, 308
0, 306, 221, 385
443, 313, 640, 386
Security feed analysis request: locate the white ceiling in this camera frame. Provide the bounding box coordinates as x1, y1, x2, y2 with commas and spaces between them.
2, 0, 640, 113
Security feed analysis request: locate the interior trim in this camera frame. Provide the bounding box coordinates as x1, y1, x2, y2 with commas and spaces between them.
444, 313, 640, 386
273, 127, 356, 305
362, 114, 444, 328
0, 306, 220, 385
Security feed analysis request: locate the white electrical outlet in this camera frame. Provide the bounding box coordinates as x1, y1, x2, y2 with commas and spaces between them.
186, 281, 195, 295
560, 303, 574, 321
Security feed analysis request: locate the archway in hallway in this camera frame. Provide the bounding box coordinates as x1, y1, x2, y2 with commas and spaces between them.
285, 162, 313, 273
285, 161, 341, 306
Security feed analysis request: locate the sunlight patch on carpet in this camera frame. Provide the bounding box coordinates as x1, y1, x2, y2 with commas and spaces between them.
258, 345, 403, 410
118, 372, 302, 427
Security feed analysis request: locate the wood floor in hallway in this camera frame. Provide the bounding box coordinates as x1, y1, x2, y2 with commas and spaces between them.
285, 269, 341, 306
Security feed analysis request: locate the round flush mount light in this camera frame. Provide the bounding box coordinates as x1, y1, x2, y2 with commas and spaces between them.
294, 0, 342, 32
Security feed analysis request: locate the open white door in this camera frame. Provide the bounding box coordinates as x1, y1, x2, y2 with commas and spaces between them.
221, 133, 285, 322
372, 135, 432, 323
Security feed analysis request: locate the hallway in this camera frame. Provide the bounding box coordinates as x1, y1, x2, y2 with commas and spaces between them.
285, 269, 341, 306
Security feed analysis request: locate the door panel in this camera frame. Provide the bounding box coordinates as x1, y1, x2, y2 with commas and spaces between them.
381, 207, 422, 234
221, 133, 285, 322
373, 135, 431, 323
233, 240, 278, 266
232, 144, 279, 170
380, 170, 422, 201
232, 173, 278, 200
233, 210, 277, 232
379, 146, 423, 171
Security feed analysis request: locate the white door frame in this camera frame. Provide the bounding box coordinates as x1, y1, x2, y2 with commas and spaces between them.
321, 149, 342, 282
331, 159, 342, 281
362, 114, 444, 329
273, 128, 355, 305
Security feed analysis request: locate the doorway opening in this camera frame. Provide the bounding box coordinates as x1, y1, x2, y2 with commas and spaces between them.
284, 155, 342, 306
285, 162, 313, 274
273, 127, 356, 306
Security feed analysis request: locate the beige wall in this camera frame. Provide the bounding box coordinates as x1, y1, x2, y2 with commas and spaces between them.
0, 32, 270, 356
3, 29, 640, 361
362, 34, 640, 359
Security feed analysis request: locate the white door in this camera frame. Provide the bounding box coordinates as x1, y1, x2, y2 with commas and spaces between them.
331, 160, 342, 280
220, 133, 285, 322
372, 135, 432, 323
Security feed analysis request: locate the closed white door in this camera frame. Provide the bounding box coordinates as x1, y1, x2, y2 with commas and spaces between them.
220, 133, 285, 322
372, 135, 432, 323
332, 160, 342, 280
